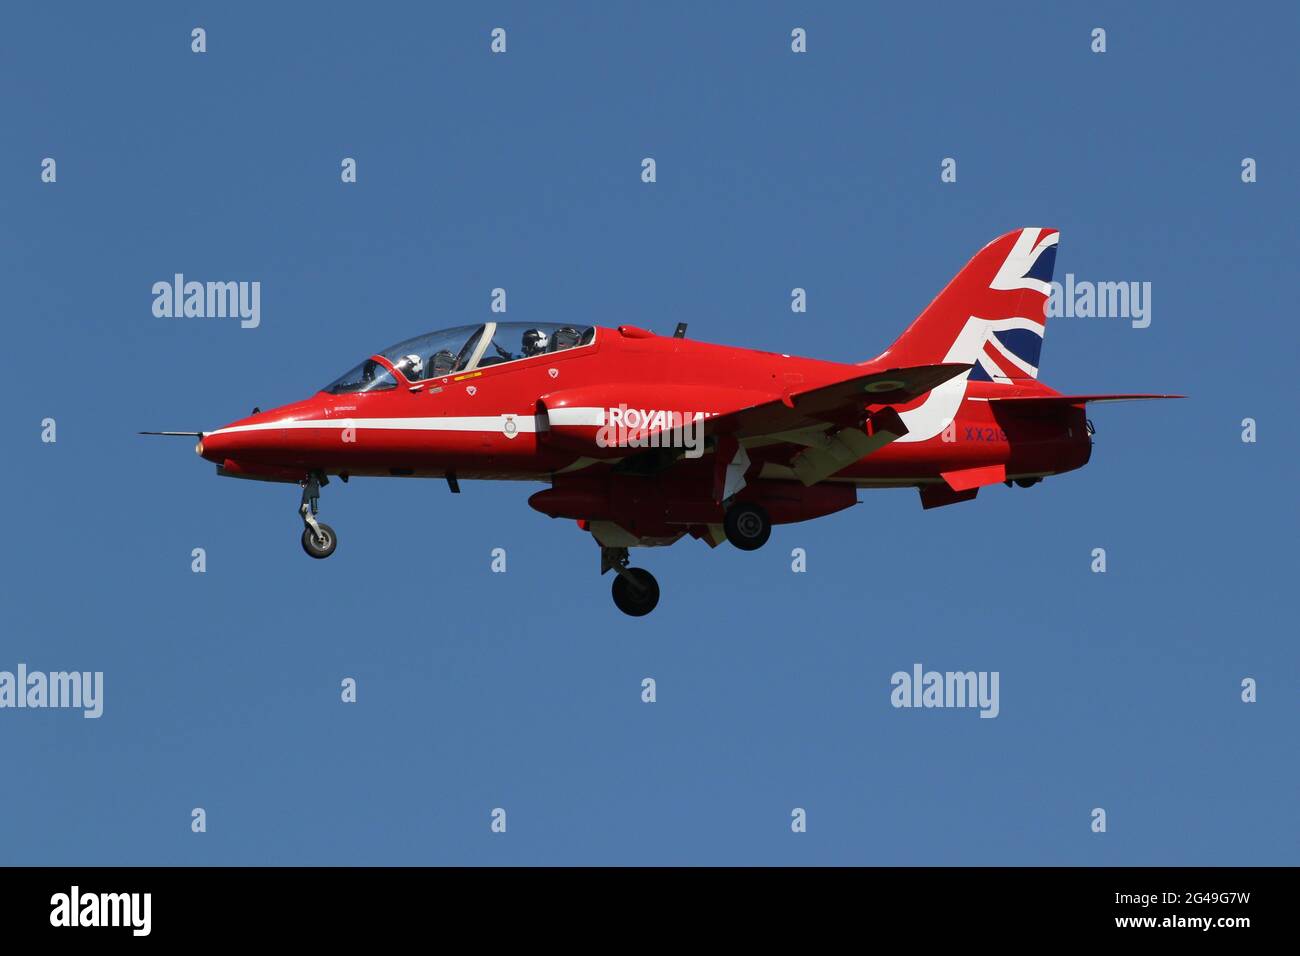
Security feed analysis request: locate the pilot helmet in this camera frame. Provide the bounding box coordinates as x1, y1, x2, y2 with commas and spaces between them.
522, 328, 549, 354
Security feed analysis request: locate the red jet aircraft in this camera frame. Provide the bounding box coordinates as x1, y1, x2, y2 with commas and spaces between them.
145, 228, 1179, 615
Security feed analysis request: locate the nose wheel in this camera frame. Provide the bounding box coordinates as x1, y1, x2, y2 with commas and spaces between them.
301, 522, 337, 559
299, 472, 338, 559
612, 568, 659, 616
602, 546, 660, 617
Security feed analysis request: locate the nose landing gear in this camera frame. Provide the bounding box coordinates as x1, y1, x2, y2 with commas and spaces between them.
602, 546, 660, 617
299, 472, 338, 559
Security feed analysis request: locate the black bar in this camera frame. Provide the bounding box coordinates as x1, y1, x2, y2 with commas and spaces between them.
0, 866, 1284, 941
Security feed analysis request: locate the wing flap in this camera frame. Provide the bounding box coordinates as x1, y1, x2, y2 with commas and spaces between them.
789, 407, 907, 485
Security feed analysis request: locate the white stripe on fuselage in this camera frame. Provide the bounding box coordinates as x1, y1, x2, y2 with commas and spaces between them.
546, 407, 606, 427
210, 415, 540, 436
893, 317, 986, 443
895, 314, 1044, 442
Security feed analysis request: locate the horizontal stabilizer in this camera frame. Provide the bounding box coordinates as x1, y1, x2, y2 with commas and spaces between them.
987, 393, 1183, 408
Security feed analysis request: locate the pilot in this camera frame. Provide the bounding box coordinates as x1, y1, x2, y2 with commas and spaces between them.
394, 353, 424, 380
521, 328, 550, 357
551, 326, 581, 351
430, 349, 456, 376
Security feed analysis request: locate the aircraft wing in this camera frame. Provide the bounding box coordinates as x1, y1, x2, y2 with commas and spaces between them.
704, 363, 971, 441
700, 363, 970, 487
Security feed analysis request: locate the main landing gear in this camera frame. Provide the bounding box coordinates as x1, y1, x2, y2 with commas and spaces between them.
599, 502, 771, 616
299, 472, 338, 559
723, 501, 771, 551
602, 546, 660, 617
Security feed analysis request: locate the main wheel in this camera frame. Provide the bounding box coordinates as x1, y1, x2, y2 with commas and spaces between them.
611, 568, 660, 617
301, 522, 338, 559
723, 502, 771, 551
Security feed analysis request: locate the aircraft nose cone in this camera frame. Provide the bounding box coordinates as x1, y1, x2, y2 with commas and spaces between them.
198, 399, 319, 466
198, 429, 234, 463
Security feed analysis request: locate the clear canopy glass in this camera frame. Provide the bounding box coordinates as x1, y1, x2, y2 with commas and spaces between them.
323, 322, 595, 393
322, 357, 399, 394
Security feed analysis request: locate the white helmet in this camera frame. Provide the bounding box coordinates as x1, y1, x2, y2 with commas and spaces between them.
522, 328, 549, 355
399, 353, 423, 377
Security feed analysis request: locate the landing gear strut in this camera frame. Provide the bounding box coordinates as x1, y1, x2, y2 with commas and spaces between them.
299, 472, 337, 559
723, 501, 771, 551
602, 546, 660, 617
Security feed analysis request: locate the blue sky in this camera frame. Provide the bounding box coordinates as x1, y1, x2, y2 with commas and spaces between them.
1, 2, 1295, 865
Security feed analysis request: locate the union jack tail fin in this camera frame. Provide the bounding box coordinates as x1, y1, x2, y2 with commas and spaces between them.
871, 227, 1058, 383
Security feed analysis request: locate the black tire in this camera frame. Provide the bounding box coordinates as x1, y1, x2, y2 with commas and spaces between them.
1014, 478, 1040, 489
611, 568, 660, 617
723, 502, 771, 551
301, 522, 338, 559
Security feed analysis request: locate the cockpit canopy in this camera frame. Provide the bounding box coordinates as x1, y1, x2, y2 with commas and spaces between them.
324, 321, 595, 394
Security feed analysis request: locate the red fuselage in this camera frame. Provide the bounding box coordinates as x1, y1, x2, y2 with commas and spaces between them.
199, 323, 1089, 498
171, 227, 1171, 614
